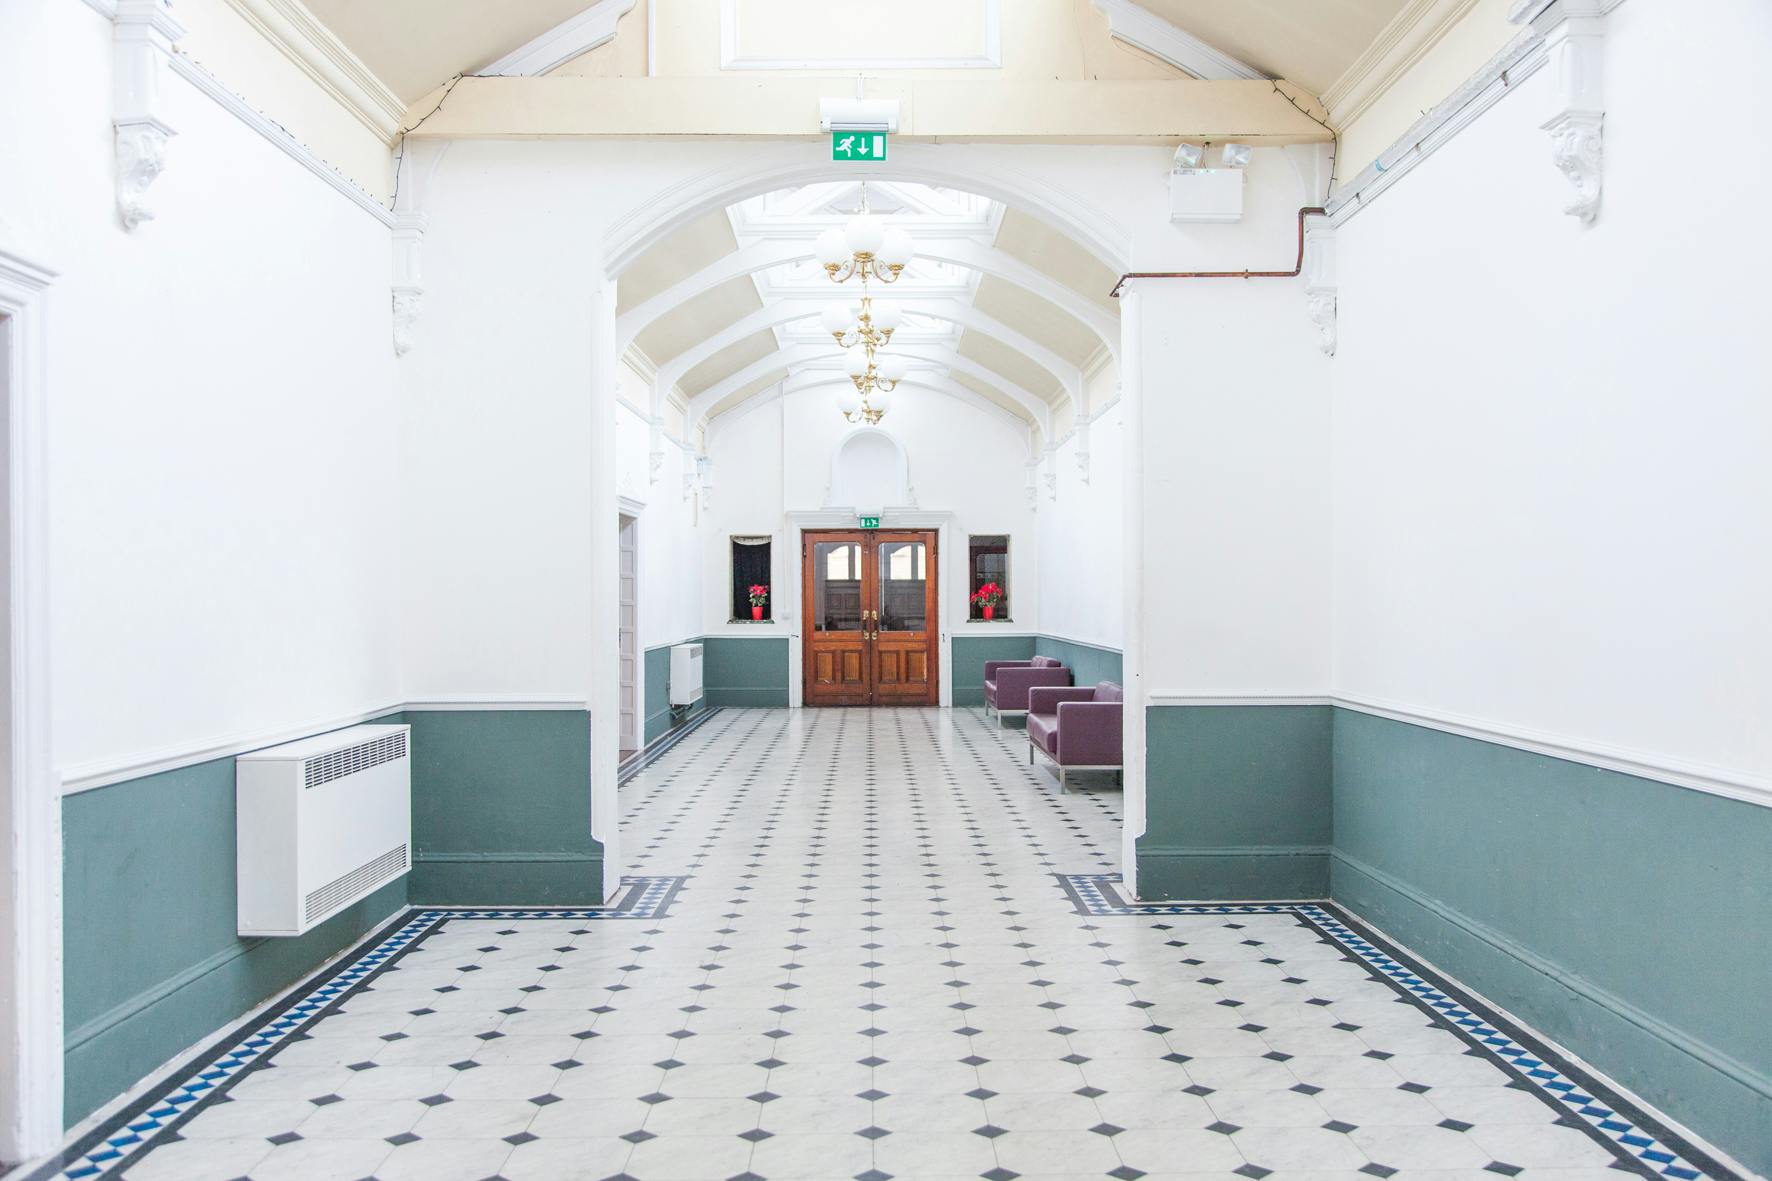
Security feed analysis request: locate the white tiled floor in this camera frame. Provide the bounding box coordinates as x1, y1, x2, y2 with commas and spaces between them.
59, 708, 1746, 1181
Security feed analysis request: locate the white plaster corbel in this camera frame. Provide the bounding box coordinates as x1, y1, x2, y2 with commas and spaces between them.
1303, 219, 1337, 356
1510, 0, 1607, 225
1074, 419, 1091, 484
390, 140, 449, 356
696, 454, 713, 510
112, 0, 186, 230
1043, 444, 1058, 502
1024, 460, 1040, 512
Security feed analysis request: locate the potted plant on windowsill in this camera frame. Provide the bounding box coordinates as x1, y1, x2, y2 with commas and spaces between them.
970, 582, 1004, 622
748, 583, 769, 621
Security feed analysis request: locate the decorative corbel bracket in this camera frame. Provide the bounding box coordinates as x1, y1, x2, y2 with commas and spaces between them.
1303, 220, 1337, 356
695, 454, 713, 510
1024, 461, 1040, 512
390, 141, 449, 356
1074, 420, 1091, 485
1043, 445, 1059, 502
112, 0, 186, 230
1510, 0, 1608, 225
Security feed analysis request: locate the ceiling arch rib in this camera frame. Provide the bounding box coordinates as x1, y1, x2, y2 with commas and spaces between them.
654, 299, 1082, 413
791, 346, 1054, 439
709, 373, 1040, 457
686, 342, 1054, 441
619, 236, 1119, 376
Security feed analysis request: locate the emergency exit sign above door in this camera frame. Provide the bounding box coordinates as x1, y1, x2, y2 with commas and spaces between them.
858, 515, 881, 529
832, 132, 887, 162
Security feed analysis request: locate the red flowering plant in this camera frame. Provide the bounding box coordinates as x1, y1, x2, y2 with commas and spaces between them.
747, 584, 770, 607
970, 583, 1004, 610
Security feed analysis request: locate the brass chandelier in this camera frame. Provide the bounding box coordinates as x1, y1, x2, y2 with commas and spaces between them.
815, 189, 915, 423
821, 294, 909, 425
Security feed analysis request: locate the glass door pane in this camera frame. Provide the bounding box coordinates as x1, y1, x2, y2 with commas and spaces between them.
877, 540, 927, 631
813, 540, 864, 631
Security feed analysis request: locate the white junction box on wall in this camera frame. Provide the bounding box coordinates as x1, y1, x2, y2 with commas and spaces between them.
1169, 168, 1245, 223
236, 724, 412, 937
670, 642, 704, 706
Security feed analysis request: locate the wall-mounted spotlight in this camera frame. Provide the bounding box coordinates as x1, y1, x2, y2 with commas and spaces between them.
1220, 143, 1253, 168
1172, 142, 1203, 171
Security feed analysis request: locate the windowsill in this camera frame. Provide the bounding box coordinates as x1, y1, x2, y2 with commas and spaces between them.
727, 619, 777, 624
966, 618, 1015, 624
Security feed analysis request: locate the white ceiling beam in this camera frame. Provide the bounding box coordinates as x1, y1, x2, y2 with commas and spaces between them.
480, 0, 637, 77
790, 345, 1053, 438
1091, 0, 1266, 81
711, 372, 1036, 447
621, 238, 1118, 372
655, 298, 1081, 413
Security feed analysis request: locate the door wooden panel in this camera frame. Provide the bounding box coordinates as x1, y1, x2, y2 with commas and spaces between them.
802, 529, 939, 707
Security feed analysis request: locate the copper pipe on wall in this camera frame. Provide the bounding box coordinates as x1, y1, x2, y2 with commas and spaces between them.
1107, 206, 1328, 299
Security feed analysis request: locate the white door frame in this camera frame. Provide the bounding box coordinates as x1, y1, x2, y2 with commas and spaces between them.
0, 235, 62, 1159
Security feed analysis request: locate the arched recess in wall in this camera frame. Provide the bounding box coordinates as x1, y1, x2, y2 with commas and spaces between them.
827, 427, 913, 511
601, 142, 1132, 280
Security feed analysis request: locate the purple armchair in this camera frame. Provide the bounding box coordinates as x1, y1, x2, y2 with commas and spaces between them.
1027, 682, 1124, 791
983, 656, 1071, 725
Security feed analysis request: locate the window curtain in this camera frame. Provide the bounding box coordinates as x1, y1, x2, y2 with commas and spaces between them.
732, 537, 772, 619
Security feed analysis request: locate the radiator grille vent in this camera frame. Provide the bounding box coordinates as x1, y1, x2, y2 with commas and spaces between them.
304, 731, 407, 789
303, 843, 408, 923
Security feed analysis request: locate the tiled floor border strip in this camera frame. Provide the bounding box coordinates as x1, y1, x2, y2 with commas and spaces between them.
18, 908, 440, 1181
619, 706, 724, 783
1301, 903, 1736, 1181
21, 879, 690, 1181
1056, 874, 1735, 1181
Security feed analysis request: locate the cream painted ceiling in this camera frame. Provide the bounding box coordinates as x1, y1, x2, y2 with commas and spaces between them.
619, 179, 1117, 437
307, 0, 1412, 116
1137, 0, 1414, 97
301, 0, 613, 104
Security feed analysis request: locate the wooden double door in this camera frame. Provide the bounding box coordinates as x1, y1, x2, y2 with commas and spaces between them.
802, 530, 939, 706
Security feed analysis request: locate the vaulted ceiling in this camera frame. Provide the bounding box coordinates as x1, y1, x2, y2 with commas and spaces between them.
617, 181, 1115, 442
288, 0, 1428, 434
300, 0, 1417, 111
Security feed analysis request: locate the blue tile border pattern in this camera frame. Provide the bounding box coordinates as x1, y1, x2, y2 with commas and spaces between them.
20, 877, 688, 1181
1056, 874, 1744, 1181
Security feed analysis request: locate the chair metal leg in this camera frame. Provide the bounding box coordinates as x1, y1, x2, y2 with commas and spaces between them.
1059, 768, 1068, 793
1029, 742, 1035, 765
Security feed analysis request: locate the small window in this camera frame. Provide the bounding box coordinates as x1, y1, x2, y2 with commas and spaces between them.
968, 534, 1009, 621
731, 536, 772, 621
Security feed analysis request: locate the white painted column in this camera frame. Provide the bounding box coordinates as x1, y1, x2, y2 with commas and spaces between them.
1119, 286, 1146, 898
589, 276, 622, 901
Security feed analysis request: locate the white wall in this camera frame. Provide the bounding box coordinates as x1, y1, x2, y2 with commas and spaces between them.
1, 1, 400, 779
1133, 149, 1335, 695
1330, 0, 1772, 782
1038, 406, 1124, 650
701, 382, 1035, 637
615, 373, 703, 649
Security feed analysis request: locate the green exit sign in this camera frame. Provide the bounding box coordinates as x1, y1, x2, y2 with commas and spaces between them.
832, 132, 887, 162
858, 515, 881, 529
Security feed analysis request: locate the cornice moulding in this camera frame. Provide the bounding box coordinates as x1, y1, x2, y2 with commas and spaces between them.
167, 53, 396, 225
218, 0, 406, 143
482, 0, 638, 77
1090, 0, 1265, 81
1322, 0, 1485, 129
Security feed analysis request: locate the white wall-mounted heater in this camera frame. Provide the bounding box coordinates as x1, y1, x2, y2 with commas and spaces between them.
670, 642, 704, 706
236, 723, 412, 937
